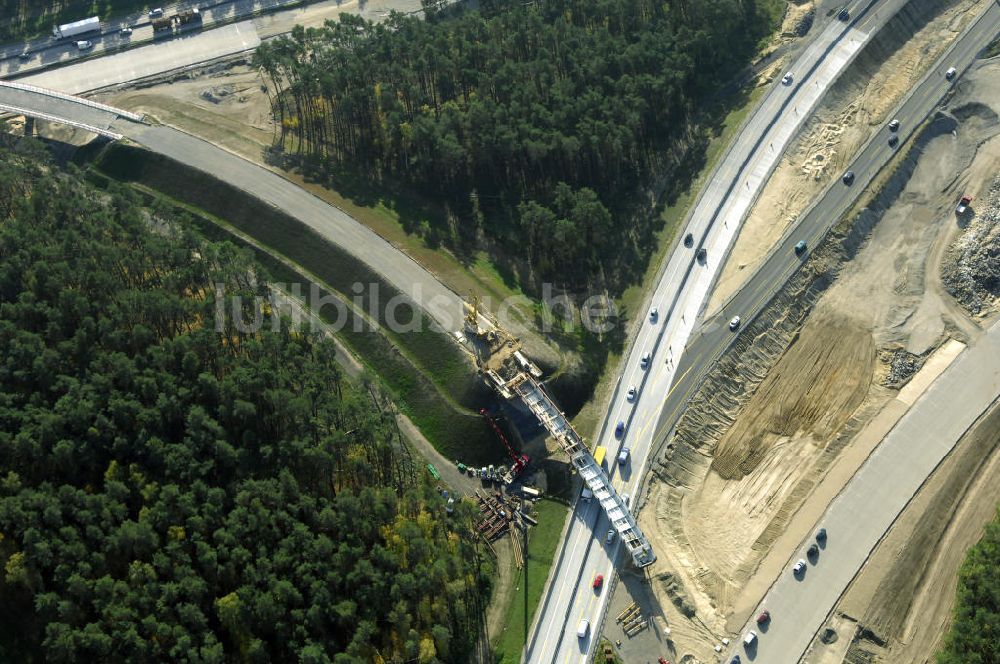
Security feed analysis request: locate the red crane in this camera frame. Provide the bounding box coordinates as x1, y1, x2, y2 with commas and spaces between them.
480, 408, 530, 480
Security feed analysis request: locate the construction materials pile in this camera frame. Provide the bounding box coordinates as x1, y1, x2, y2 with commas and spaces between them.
942, 177, 1000, 315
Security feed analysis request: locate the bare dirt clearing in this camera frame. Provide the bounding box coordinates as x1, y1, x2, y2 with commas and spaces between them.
709, 0, 990, 313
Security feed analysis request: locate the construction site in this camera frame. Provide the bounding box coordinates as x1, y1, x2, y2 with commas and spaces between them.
611, 1, 1000, 662
10, 0, 998, 661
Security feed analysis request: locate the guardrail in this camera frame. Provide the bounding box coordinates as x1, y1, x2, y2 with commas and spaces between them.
0, 102, 122, 138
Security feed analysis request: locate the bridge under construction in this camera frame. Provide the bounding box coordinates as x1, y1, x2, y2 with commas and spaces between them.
463, 296, 656, 568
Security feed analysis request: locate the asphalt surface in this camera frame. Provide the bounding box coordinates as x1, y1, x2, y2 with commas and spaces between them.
523, 1, 907, 662
7, 0, 424, 94
726, 319, 1000, 664
1, 0, 291, 78
111, 122, 469, 333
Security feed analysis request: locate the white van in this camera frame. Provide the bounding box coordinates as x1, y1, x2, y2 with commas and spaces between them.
577, 619, 590, 639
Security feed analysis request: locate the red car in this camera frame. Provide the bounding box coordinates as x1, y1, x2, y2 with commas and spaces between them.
658, 658, 670, 664
592, 574, 604, 590
756, 609, 771, 625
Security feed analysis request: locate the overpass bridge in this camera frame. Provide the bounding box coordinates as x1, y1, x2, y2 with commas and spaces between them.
0, 79, 143, 138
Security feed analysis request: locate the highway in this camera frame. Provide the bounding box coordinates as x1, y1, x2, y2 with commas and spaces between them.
725, 318, 1000, 664
524, 1, 906, 662
5, 0, 423, 95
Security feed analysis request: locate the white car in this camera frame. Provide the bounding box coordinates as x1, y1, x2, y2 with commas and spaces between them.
793, 559, 807, 575
729, 316, 741, 331
75, 40, 93, 50
640, 352, 651, 369
577, 619, 590, 639
649, 307, 659, 323
626, 386, 637, 402
781, 72, 793, 85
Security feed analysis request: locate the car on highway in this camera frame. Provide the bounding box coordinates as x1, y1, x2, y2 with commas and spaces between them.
577, 618, 590, 639
684, 232, 694, 247
756, 609, 771, 625
842, 170, 855, 185
743, 630, 757, 647
795, 240, 807, 255
621, 493, 630, 506
618, 447, 630, 465
697, 247, 707, 262
888, 118, 900, 132
640, 352, 651, 369
18, 51, 30, 61
592, 574, 604, 591
888, 134, 899, 148
649, 307, 659, 323
149, 8, 164, 18
615, 421, 625, 438
730, 657, 741, 664
120, 26, 133, 36
816, 527, 827, 542
76, 40, 93, 50
781, 72, 793, 85
793, 558, 807, 575
808, 543, 819, 558
626, 386, 637, 402
945, 66, 957, 80
729, 315, 741, 331
838, 8, 850, 20
606, 529, 615, 544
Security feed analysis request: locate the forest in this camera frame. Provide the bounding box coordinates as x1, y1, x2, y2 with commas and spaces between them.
255, 0, 780, 293
0, 141, 490, 662
936, 507, 1000, 664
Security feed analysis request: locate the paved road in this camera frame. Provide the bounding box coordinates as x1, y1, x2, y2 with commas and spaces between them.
113, 122, 469, 333
524, 1, 910, 662
7, 0, 422, 94
726, 319, 1000, 664
666, 3, 1000, 447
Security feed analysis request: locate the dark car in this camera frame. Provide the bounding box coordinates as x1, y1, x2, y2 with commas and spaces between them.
838, 8, 850, 21
615, 421, 625, 438
888, 135, 899, 148
842, 171, 855, 185
816, 527, 827, 541
795, 240, 807, 255
18, 51, 30, 61
808, 543, 820, 558
697, 247, 707, 262
684, 232, 694, 247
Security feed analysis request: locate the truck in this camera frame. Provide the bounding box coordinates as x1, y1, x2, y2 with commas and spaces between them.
54, 16, 100, 39
176, 8, 201, 25
956, 194, 973, 215
152, 16, 173, 31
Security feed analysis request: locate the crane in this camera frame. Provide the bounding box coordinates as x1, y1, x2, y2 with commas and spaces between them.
480, 408, 530, 483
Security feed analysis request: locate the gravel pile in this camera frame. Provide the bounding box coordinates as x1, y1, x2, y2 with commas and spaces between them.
942, 177, 1000, 315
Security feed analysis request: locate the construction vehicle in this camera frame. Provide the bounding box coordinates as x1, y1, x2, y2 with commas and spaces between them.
176, 8, 201, 25
480, 408, 529, 483
956, 194, 973, 215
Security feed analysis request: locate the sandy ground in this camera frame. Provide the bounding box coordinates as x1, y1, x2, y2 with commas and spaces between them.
631, 27, 1000, 664
708, 0, 991, 314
